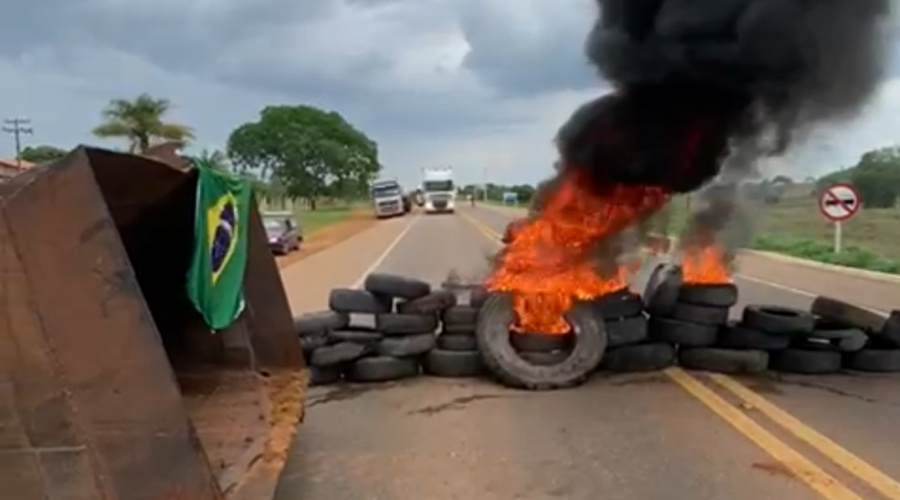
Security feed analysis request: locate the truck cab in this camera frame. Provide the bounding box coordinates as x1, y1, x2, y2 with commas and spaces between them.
422, 167, 456, 214
371, 178, 406, 218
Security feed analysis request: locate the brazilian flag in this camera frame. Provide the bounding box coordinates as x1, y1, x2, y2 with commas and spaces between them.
186, 160, 252, 330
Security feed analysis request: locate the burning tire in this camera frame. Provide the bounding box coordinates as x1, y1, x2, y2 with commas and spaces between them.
591, 288, 645, 319
510, 332, 573, 353
644, 263, 683, 316
678, 283, 738, 308
475, 292, 607, 390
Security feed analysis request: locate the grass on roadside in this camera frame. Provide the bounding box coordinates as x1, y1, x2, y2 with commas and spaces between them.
650, 184, 900, 274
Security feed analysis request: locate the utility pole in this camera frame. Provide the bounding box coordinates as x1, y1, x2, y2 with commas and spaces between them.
2, 118, 33, 168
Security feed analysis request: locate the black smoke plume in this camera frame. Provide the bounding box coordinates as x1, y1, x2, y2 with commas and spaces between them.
555, 0, 891, 195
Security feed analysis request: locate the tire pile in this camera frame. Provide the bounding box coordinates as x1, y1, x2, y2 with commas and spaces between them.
611, 263, 900, 375
295, 273, 489, 385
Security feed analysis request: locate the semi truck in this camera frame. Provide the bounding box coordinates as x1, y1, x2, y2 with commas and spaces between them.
370, 178, 406, 218
422, 166, 456, 214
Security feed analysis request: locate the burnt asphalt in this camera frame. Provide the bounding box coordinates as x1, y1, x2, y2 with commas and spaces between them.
273, 206, 900, 500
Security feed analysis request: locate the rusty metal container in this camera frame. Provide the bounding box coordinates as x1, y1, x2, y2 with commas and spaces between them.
0, 147, 304, 500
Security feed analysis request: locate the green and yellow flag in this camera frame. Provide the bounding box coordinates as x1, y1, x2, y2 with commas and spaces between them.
186, 160, 252, 330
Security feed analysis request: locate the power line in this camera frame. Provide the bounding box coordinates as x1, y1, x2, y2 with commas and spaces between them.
2, 117, 33, 168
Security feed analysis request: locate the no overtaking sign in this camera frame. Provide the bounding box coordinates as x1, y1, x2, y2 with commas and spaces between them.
819, 183, 860, 222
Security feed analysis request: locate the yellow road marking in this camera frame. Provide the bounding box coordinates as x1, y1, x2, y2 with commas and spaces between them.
458, 209, 881, 500
666, 368, 863, 500
711, 374, 900, 500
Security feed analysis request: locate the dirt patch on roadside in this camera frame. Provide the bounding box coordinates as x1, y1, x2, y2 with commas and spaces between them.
276, 210, 376, 269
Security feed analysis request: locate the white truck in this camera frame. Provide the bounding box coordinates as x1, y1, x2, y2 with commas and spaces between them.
370, 178, 406, 218
421, 167, 456, 214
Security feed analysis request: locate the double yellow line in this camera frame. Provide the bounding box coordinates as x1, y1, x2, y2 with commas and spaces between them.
458, 209, 900, 500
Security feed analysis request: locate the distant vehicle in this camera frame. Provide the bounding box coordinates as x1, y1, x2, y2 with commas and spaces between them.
422, 166, 455, 214
262, 211, 302, 255
402, 193, 412, 213
413, 188, 425, 206
370, 178, 406, 218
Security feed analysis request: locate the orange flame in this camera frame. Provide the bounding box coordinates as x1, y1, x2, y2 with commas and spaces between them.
681, 243, 731, 285
487, 170, 668, 334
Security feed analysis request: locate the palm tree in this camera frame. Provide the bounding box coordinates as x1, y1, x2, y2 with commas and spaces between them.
92, 94, 195, 154
196, 148, 230, 171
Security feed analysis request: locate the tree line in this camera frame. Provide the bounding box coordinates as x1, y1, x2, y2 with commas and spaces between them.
18, 94, 381, 210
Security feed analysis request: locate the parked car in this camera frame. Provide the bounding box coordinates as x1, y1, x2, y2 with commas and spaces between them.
262, 212, 302, 255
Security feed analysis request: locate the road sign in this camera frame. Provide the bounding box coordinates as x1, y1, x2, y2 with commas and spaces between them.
818, 183, 860, 222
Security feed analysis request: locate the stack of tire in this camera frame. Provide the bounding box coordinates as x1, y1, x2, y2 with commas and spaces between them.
297, 273, 443, 385
804, 297, 900, 374
424, 286, 489, 378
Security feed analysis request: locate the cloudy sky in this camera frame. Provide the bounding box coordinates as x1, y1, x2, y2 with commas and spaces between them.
1, 0, 899, 188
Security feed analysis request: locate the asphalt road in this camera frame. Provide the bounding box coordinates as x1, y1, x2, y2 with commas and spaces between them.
274, 207, 900, 500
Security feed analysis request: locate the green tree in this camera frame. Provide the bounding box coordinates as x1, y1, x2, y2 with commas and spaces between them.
227, 105, 380, 210
92, 94, 195, 154
19, 145, 67, 164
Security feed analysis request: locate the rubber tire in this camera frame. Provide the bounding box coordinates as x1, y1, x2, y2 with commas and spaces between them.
877, 310, 900, 347
423, 349, 483, 377
376, 313, 439, 335
470, 287, 490, 308
591, 289, 644, 319
811, 296, 887, 333
327, 328, 383, 346
678, 283, 738, 307
518, 350, 572, 366
669, 302, 730, 326
443, 305, 479, 326
807, 319, 867, 352
742, 305, 815, 335
770, 348, 842, 374
844, 348, 900, 372
649, 317, 718, 346
294, 311, 350, 336
717, 322, 791, 350
346, 356, 420, 382
442, 322, 477, 335
606, 315, 649, 347
644, 263, 683, 316
476, 292, 607, 390
376, 333, 436, 357
679, 348, 769, 374
601, 343, 676, 372
363, 273, 431, 300
437, 334, 478, 351
309, 365, 342, 386
310, 342, 369, 367
300, 334, 328, 355
329, 289, 392, 314
397, 290, 457, 314
510, 332, 574, 353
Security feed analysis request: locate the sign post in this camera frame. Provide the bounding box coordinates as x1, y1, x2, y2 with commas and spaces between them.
818, 183, 861, 254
